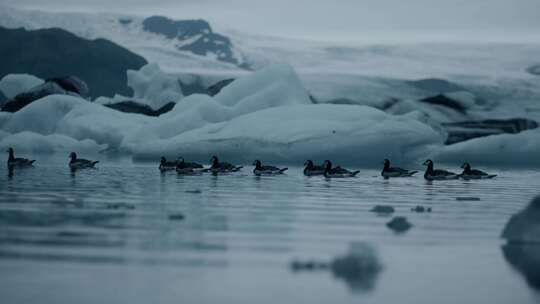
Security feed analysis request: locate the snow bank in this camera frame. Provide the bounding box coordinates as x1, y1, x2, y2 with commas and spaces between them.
125, 63, 183, 109
0, 74, 44, 99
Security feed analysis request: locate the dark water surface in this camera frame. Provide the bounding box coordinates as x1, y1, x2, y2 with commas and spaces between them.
1, 157, 539, 304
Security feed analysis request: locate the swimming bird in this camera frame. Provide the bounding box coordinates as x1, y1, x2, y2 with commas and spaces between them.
459, 162, 497, 179
303, 160, 325, 176
6, 147, 35, 167
159, 156, 178, 171
252, 160, 288, 175
323, 160, 359, 178
69, 152, 99, 169
422, 159, 458, 180
176, 157, 206, 175
381, 159, 417, 178
210, 156, 242, 173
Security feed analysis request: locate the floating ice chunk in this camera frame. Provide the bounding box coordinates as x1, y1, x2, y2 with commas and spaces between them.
0, 74, 44, 99
431, 129, 540, 166
0, 131, 104, 154
133, 104, 442, 164
502, 196, 540, 244
126, 63, 184, 110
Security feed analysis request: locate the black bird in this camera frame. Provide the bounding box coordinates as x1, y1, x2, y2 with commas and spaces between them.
303, 160, 325, 176
422, 159, 458, 180
210, 156, 242, 173
6, 147, 35, 167
252, 160, 288, 175
459, 162, 496, 179
381, 159, 417, 178
176, 157, 206, 175
69, 152, 99, 169
159, 156, 178, 171
323, 160, 359, 178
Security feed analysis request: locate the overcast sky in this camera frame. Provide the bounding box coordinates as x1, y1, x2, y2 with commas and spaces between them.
2, 0, 540, 41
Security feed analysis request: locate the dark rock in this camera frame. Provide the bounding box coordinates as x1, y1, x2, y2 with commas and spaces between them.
411, 206, 432, 213
370, 205, 395, 214
0, 90, 6, 107
2, 81, 68, 112
526, 64, 540, 76
408, 78, 465, 93
330, 243, 382, 292
386, 216, 412, 233
443, 118, 538, 145
47, 76, 89, 97
419, 94, 466, 113
168, 213, 185, 221
456, 197, 481, 201
206, 78, 234, 96
142, 16, 243, 67
118, 18, 133, 25
104, 101, 175, 117
0, 26, 147, 98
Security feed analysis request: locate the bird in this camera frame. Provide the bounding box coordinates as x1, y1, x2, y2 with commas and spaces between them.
422, 159, 458, 180
177, 157, 204, 169
459, 162, 497, 179
176, 157, 206, 175
381, 159, 417, 178
210, 156, 242, 173
6, 147, 35, 167
323, 160, 359, 178
69, 152, 99, 169
252, 160, 288, 175
303, 160, 325, 176
159, 156, 178, 171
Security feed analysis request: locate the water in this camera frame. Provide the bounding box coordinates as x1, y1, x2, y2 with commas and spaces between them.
1, 157, 539, 304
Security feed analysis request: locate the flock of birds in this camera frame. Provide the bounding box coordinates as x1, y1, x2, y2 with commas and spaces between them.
7, 147, 497, 180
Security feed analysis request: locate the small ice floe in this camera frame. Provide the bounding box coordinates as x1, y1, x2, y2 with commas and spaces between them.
411, 205, 432, 213
370, 205, 395, 215
456, 197, 481, 201
106, 203, 135, 210
501, 196, 540, 289
290, 243, 382, 292
168, 213, 185, 221
386, 216, 412, 233
185, 189, 202, 194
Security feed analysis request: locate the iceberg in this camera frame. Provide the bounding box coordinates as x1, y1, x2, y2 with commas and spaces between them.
0, 64, 442, 164
0, 74, 44, 99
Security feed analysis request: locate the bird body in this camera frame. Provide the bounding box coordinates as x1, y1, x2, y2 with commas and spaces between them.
69, 152, 98, 169
303, 160, 325, 176
459, 163, 496, 179
252, 160, 288, 175
6, 148, 35, 167
423, 160, 458, 180
381, 159, 417, 178
323, 160, 359, 178
210, 156, 242, 173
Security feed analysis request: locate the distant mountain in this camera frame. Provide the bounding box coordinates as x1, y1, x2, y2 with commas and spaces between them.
141, 16, 246, 68
0, 26, 147, 98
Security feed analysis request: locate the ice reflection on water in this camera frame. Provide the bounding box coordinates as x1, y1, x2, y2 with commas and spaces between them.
0, 158, 539, 303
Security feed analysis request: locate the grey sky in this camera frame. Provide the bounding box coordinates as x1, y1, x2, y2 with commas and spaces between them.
2, 0, 540, 41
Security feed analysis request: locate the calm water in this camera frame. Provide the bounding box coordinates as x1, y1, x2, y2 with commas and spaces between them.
1, 157, 539, 304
